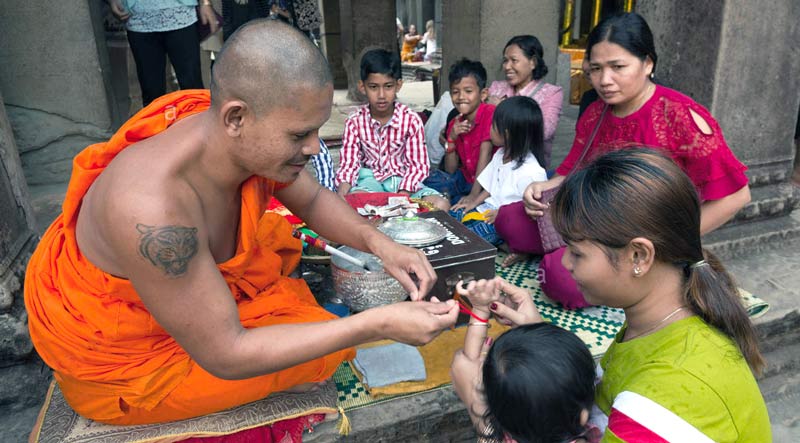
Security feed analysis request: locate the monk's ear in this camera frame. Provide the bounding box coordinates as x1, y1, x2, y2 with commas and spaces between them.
221, 100, 249, 137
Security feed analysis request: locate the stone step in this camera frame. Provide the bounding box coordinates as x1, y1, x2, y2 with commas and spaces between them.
704, 213, 800, 261
732, 181, 799, 224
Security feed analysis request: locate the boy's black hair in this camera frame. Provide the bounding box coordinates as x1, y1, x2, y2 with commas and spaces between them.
493, 96, 545, 169
481, 323, 595, 443
360, 48, 402, 81
448, 58, 487, 89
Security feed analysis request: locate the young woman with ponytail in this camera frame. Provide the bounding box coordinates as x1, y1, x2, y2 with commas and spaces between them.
451, 149, 769, 442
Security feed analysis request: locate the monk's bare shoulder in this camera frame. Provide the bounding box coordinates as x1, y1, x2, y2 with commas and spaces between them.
76, 140, 206, 279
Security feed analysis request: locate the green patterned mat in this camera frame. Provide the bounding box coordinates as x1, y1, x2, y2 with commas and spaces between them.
334, 253, 770, 411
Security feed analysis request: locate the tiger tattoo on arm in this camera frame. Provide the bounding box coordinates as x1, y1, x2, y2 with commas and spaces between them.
136, 224, 199, 277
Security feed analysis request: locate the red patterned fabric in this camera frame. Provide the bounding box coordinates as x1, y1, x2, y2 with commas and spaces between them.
184, 413, 326, 443
445, 103, 496, 184
556, 85, 748, 201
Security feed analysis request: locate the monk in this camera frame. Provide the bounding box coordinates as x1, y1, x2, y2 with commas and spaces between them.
24, 19, 459, 425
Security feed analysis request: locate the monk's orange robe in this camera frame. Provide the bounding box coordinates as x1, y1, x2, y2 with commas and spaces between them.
24, 90, 354, 425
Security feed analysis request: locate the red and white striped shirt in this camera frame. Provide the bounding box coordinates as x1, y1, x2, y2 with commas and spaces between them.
335, 102, 430, 192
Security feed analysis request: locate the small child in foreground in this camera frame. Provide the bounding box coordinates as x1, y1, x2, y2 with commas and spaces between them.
450, 277, 600, 443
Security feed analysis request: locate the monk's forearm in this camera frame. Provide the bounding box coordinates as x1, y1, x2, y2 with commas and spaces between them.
299, 187, 394, 255
212, 309, 385, 380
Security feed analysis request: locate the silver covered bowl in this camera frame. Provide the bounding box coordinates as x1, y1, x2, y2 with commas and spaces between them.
378, 216, 448, 247
330, 246, 408, 311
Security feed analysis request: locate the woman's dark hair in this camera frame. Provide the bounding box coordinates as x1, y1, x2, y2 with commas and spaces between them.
493, 96, 544, 169
504, 35, 548, 81
586, 12, 658, 78
449, 58, 488, 89
481, 323, 595, 443
551, 149, 765, 375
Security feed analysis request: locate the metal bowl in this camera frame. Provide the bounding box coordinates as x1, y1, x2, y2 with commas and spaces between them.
378, 216, 448, 247
330, 246, 408, 311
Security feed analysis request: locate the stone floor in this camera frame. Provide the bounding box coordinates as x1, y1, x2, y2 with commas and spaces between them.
12, 81, 800, 442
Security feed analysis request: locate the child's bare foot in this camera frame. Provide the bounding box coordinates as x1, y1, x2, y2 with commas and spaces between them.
501, 252, 528, 268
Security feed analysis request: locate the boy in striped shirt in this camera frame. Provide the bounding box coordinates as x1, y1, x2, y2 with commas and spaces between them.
335, 49, 450, 210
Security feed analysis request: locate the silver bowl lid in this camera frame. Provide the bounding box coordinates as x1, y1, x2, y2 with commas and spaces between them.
378, 215, 448, 247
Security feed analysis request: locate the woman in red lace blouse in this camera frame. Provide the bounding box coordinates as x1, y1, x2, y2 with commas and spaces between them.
494, 12, 751, 309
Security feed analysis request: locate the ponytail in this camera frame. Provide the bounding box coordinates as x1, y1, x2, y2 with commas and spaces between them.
684, 249, 765, 375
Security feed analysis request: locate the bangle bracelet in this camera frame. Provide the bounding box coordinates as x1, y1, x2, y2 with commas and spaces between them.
200, 0, 212, 6
446, 138, 457, 144
468, 322, 491, 328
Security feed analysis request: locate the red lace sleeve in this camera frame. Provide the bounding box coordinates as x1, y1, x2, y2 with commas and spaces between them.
556, 101, 606, 176
655, 92, 748, 201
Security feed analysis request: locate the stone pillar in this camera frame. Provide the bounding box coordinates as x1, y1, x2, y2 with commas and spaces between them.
0, 0, 115, 187
0, 92, 51, 416
339, 0, 397, 101
321, 0, 349, 89
441, 0, 561, 92
638, 0, 800, 258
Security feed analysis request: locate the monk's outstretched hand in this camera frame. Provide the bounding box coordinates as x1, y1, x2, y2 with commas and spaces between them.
376, 242, 437, 300
377, 299, 459, 345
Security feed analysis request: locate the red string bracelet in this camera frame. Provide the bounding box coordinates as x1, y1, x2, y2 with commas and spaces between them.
459, 305, 489, 323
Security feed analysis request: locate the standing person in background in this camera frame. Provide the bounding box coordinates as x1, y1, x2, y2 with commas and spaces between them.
419, 20, 437, 62
401, 24, 423, 62
221, 0, 270, 40
487, 35, 562, 168
222, 0, 321, 42
109, 0, 218, 107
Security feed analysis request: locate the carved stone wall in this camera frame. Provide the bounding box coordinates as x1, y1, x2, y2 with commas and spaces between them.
0, 92, 51, 414
0, 0, 116, 186
339, 0, 397, 101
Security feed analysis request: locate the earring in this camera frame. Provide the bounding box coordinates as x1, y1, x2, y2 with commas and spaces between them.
649, 72, 655, 79
633, 266, 642, 276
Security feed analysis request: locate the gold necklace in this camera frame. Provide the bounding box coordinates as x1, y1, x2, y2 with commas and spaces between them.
625, 306, 687, 341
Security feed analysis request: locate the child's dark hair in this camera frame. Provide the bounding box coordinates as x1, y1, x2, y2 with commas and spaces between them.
551, 148, 765, 375
504, 35, 549, 80
360, 48, 401, 81
481, 323, 595, 443
493, 96, 544, 170
448, 58, 487, 89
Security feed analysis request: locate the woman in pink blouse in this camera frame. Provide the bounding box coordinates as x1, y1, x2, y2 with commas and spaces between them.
494, 13, 751, 309
487, 35, 563, 168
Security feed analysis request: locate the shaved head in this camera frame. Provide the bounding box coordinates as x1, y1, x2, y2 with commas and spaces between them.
210, 19, 332, 115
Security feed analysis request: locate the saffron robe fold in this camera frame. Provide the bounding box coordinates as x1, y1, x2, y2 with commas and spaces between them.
24, 90, 354, 425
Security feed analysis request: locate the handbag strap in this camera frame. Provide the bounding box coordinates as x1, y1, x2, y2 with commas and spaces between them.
568, 104, 608, 175
526, 80, 547, 100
